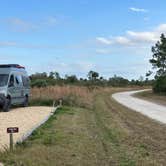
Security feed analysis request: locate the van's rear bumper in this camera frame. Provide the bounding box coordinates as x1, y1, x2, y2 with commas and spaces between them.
0, 94, 5, 106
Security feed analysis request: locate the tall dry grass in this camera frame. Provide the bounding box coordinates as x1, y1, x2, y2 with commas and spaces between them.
30, 85, 94, 108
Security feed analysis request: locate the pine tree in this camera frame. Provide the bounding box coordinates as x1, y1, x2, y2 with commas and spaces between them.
150, 33, 166, 77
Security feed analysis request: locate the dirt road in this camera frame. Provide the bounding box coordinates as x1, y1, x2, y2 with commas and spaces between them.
0, 106, 53, 150
112, 90, 166, 124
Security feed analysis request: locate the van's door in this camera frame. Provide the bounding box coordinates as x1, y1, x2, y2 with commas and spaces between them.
7, 74, 17, 104
22, 75, 30, 95
14, 74, 24, 104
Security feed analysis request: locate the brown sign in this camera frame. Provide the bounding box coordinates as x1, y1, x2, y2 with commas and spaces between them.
7, 127, 19, 133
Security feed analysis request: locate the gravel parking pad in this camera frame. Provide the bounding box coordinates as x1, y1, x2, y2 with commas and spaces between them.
0, 106, 52, 150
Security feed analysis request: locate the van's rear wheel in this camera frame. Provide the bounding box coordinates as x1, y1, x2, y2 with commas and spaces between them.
3, 98, 11, 112
23, 96, 29, 107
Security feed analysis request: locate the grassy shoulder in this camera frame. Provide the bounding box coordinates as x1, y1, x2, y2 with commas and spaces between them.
1, 88, 166, 165
0, 107, 91, 166
134, 90, 166, 106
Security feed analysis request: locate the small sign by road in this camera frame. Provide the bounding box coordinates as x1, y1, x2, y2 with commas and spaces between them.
7, 127, 19, 133
7, 127, 19, 151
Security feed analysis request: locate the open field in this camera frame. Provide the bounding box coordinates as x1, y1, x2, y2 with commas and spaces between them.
1, 87, 166, 165
134, 90, 166, 106
30, 86, 94, 109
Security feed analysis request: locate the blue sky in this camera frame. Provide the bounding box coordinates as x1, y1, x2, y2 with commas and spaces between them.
0, 0, 166, 79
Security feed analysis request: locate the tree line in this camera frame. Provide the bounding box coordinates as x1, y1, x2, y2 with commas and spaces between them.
30, 71, 153, 88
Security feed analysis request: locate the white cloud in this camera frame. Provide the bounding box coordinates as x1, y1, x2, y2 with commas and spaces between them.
96, 23, 166, 46
156, 24, 166, 33
4, 16, 60, 32
114, 36, 131, 45
129, 7, 148, 13
126, 31, 158, 43
7, 18, 38, 32
96, 37, 112, 45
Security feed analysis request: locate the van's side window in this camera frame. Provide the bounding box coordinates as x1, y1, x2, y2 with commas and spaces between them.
15, 75, 22, 85
22, 76, 30, 87
15, 77, 19, 85
9, 75, 14, 87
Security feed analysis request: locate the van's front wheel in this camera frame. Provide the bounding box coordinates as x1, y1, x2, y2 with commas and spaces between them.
3, 98, 11, 112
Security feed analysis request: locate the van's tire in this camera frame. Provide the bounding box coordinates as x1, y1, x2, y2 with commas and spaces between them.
3, 98, 11, 112
23, 96, 29, 107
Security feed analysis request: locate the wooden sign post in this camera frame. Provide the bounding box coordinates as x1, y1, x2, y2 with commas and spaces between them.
7, 127, 19, 151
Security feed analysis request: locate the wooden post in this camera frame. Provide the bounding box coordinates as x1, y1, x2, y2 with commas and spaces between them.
9, 133, 13, 151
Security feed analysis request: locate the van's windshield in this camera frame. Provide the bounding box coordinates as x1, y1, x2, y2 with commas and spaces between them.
0, 74, 9, 87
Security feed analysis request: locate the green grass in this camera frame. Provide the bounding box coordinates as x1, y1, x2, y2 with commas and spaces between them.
0, 105, 135, 166
1, 88, 166, 165
0, 107, 75, 166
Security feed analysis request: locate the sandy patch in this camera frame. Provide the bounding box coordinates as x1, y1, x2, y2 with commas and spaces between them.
0, 106, 53, 150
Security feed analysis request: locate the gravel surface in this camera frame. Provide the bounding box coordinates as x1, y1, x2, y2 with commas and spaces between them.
0, 106, 53, 150
112, 90, 166, 124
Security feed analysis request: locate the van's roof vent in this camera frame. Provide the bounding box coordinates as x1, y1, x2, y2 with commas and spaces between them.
0, 64, 25, 69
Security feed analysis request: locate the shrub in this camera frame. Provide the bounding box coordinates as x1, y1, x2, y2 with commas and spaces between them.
31, 79, 48, 88
153, 76, 166, 94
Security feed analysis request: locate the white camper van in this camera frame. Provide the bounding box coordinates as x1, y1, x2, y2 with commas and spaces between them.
0, 64, 30, 112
